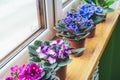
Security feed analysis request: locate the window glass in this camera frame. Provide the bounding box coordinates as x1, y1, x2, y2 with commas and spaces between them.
0, 0, 39, 60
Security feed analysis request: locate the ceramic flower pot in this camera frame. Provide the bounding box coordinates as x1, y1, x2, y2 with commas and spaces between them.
68, 38, 85, 57
87, 28, 96, 38
56, 66, 67, 80
68, 38, 85, 48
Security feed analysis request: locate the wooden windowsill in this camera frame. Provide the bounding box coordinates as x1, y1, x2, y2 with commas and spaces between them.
65, 11, 119, 80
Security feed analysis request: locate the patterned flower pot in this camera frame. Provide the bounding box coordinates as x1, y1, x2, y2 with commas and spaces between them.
56, 66, 67, 80
87, 28, 96, 38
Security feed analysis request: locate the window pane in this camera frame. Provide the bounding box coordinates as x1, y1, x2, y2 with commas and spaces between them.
0, 0, 39, 60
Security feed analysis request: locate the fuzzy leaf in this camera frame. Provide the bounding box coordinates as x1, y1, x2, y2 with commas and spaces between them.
48, 75, 60, 80
34, 40, 42, 47
63, 39, 70, 46
29, 56, 41, 62
39, 68, 59, 80
75, 33, 89, 41
44, 41, 50, 45
92, 15, 105, 24
54, 20, 67, 32
43, 62, 57, 69
58, 58, 72, 67
28, 45, 38, 56
72, 48, 85, 55
104, 8, 114, 13
54, 66, 60, 71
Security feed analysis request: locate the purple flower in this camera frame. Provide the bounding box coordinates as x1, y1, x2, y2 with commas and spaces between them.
50, 39, 64, 46
35, 39, 73, 64
36, 46, 48, 58
47, 56, 56, 64
48, 49, 57, 56
5, 76, 14, 80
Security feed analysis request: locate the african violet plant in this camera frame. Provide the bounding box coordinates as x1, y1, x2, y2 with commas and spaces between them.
82, 0, 115, 25
54, 10, 94, 41
28, 39, 84, 71
5, 62, 59, 80
83, 0, 115, 12
77, 3, 106, 25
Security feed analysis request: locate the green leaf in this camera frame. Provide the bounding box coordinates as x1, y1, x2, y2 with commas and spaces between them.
44, 41, 50, 45
92, 15, 105, 24
104, 8, 114, 13
63, 39, 70, 46
97, 0, 106, 7
39, 68, 59, 80
34, 40, 42, 47
74, 33, 89, 41
83, 0, 92, 3
28, 45, 38, 56
48, 75, 60, 80
54, 26, 67, 32
38, 60, 46, 68
105, 0, 115, 7
58, 58, 72, 67
54, 66, 60, 71
29, 56, 41, 62
43, 62, 57, 69
72, 48, 85, 55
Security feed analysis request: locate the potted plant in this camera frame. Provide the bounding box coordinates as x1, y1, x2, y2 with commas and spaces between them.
54, 10, 94, 47
80, 0, 115, 38
28, 39, 84, 80
5, 62, 59, 80
77, 3, 106, 38
83, 0, 115, 13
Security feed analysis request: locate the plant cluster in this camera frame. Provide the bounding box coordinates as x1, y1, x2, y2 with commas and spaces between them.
5, 62, 59, 80
28, 39, 84, 71
55, 10, 94, 41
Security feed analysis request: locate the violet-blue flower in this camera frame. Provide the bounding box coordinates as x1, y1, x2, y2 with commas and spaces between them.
78, 3, 96, 19
85, 19, 94, 28
95, 6, 103, 13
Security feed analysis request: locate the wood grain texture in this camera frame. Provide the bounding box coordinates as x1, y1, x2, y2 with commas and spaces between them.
65, 11, 119, 80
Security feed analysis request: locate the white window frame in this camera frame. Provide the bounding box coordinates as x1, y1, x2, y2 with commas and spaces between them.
54, 0, 82, 23
0, 0, 56, 79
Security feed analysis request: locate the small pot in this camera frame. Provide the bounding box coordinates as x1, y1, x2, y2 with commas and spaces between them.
87, 28, 96, 38
68, 38, 85, 57
68, 38, 85, 48
56, 66, 67, 80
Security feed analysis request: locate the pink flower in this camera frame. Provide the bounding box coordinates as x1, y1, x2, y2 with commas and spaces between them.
18, 62, 43, 80
28, 62, 43, 79
10, 65, 19, 74
5, 76, 14, 80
